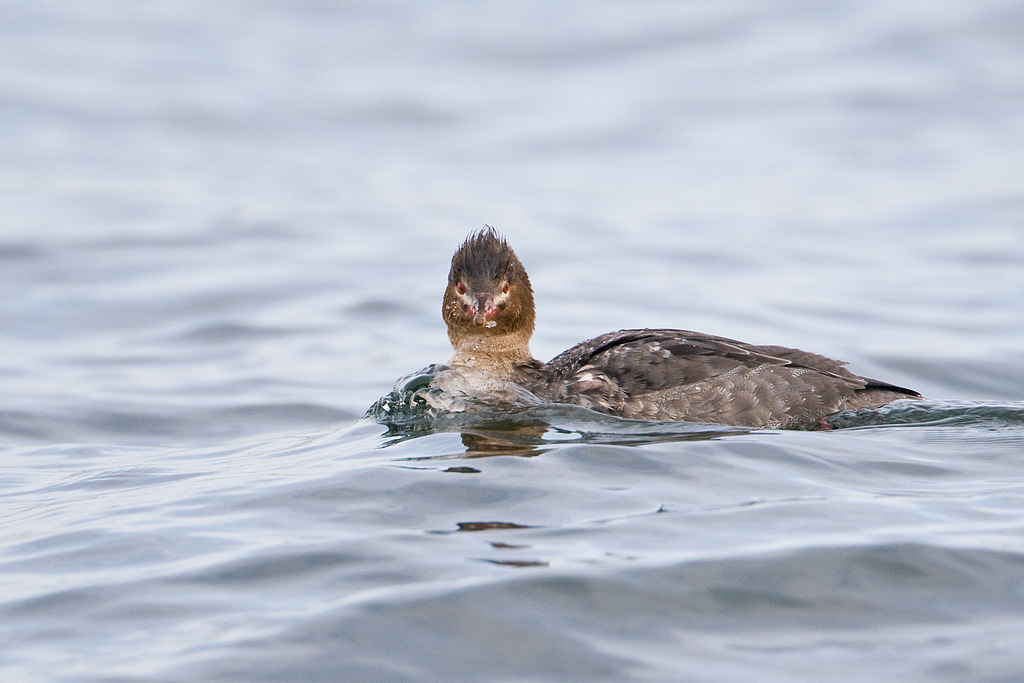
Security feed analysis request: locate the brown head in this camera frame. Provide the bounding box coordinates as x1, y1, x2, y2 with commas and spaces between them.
443, 227, 536, 359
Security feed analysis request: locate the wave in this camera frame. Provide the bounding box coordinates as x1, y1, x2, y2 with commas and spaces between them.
825, 399, 1024, 430
366, 366, 1024, 448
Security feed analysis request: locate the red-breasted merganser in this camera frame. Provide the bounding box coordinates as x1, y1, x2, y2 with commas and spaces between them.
441, 227, 921, 429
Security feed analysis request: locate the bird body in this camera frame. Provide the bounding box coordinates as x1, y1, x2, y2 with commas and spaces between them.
441, 228, 919, 429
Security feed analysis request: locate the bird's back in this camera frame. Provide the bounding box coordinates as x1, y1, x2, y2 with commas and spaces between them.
521, 329, 919, 429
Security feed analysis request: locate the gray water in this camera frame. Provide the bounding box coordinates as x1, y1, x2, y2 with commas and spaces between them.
3, 1, 1024, 681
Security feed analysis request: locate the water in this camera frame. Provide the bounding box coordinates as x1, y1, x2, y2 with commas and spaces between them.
2, 1, 1024, 681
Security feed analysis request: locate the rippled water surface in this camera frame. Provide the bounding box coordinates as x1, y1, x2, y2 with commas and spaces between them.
3, 2, 1024, 681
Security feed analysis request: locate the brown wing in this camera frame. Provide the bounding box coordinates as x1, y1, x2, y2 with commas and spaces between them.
529, 329, 918, 428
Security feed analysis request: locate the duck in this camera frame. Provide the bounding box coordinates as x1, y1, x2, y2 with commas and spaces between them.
440, 227, 921, 429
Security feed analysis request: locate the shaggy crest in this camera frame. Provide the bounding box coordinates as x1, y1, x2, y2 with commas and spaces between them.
449, 226, 525, 287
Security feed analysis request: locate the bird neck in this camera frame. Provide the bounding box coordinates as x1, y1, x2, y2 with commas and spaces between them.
448, 328, 537, 380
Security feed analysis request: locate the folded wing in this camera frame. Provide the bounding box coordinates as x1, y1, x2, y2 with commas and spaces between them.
527, 329, 918, 428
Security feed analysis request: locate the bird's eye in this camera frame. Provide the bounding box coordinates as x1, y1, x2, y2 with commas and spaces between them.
456, 281, 467, 295
501, 281, 510, 294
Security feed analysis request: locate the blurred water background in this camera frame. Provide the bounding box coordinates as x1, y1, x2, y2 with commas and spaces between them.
2, 1, 1024, 681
